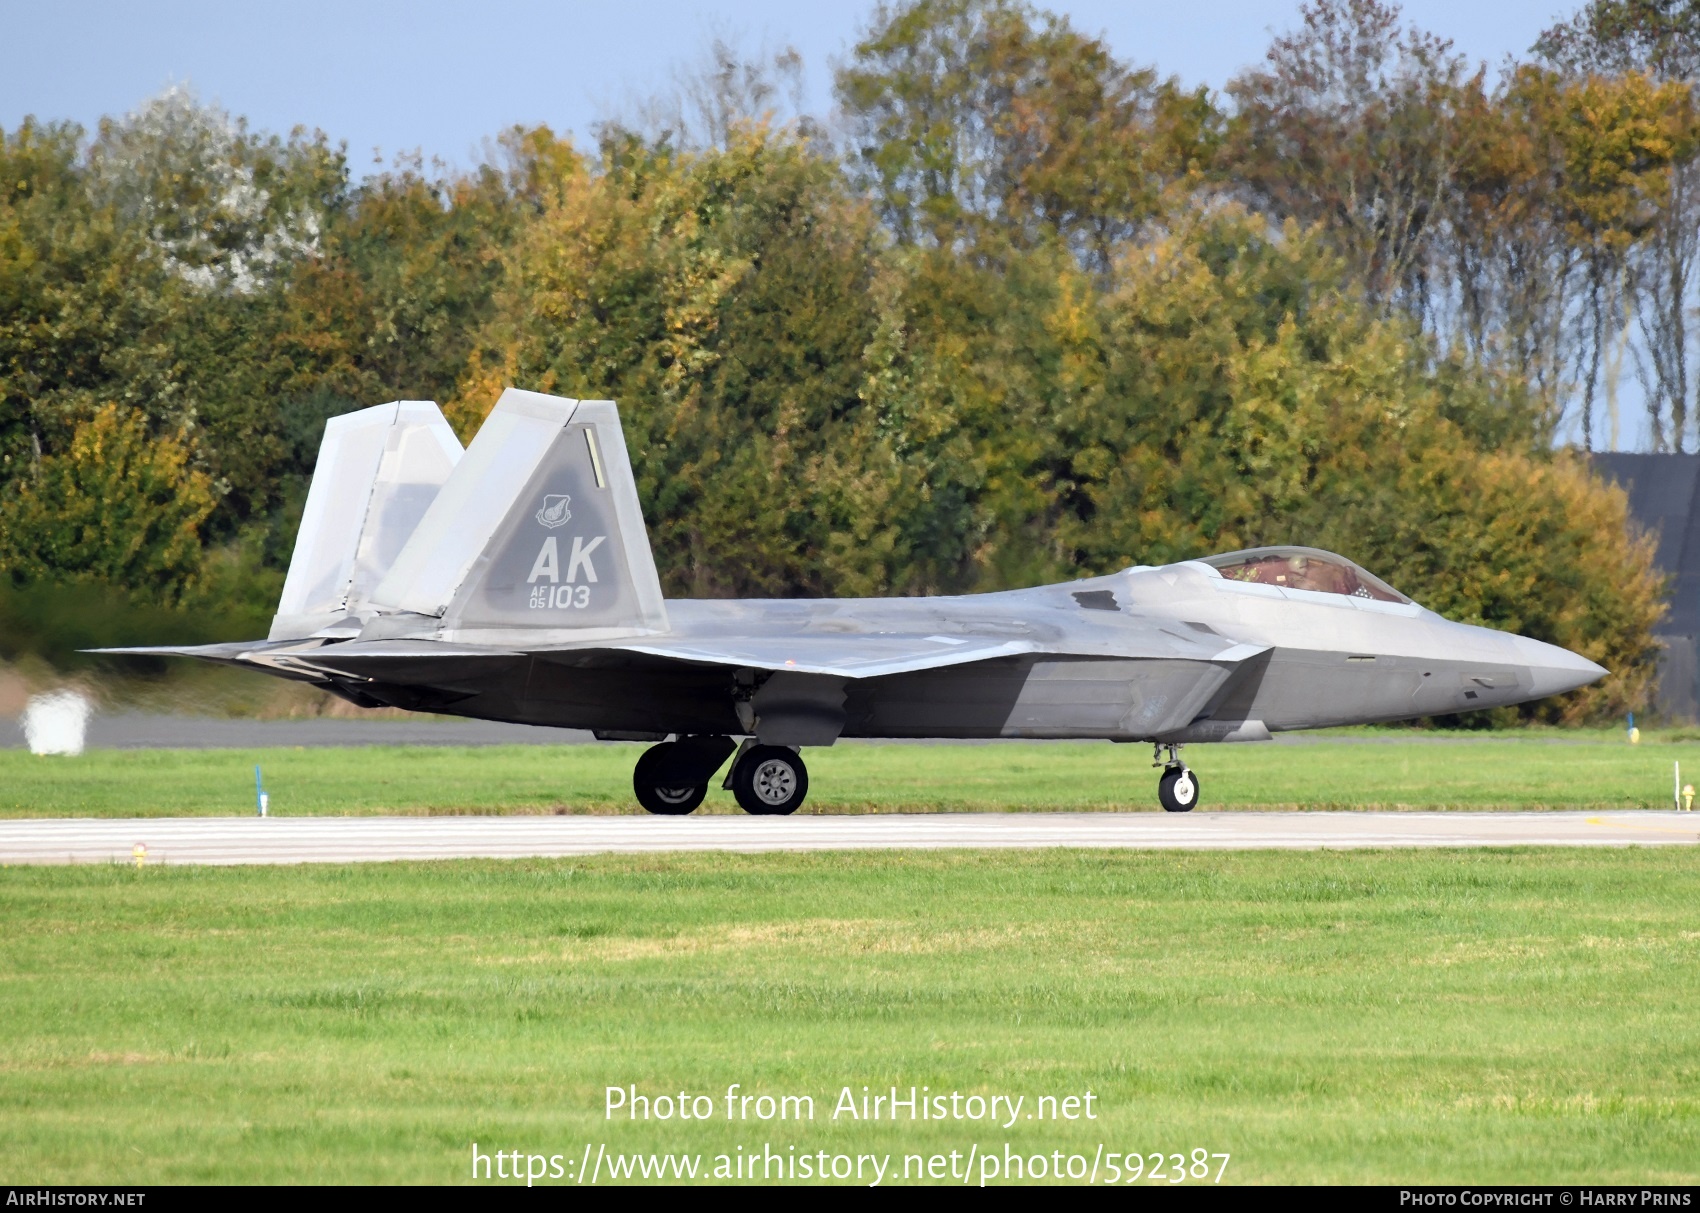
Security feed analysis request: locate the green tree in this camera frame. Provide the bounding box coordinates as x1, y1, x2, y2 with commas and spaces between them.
837, 0, 1214, 268
0, 403, 215, 600
1538, 0, 1700, 451
1534, 66, 1693, 450
1225, 0, 1475, 317
462, 127, 885, 597
0, 120, 178, 481
87, 85, 341, 296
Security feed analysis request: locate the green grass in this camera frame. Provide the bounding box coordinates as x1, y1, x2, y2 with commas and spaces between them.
4, 732, 1699, 817
3, 849, 1697, 1184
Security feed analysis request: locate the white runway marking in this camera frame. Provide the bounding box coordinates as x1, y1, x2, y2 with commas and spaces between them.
0, 811, 1695, 866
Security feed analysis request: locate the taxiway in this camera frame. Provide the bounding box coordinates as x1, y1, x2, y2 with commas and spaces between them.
0, 810, 1693, 866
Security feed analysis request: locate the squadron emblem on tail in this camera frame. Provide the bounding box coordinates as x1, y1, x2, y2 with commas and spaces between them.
535, 495, 572, 528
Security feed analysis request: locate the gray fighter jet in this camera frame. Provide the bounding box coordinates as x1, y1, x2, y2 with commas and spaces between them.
106, 389, 1607, 814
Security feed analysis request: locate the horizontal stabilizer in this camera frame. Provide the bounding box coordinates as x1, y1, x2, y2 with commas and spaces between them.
89, 642, 274, 661
87, 640, 332, 683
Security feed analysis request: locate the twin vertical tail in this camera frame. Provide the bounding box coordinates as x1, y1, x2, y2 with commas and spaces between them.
277, 389, 669, 645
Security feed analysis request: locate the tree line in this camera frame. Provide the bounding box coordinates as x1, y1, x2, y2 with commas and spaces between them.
0, 0, 1684, 719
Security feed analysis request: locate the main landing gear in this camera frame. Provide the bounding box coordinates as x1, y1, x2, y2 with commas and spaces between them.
632, 737, 809, 816
1154, 742, 1200, 813
728, 745, 809, 816
632, 743, 707, 815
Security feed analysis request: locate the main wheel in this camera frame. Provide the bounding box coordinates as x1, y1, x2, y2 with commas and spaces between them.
633, 742, 707, 815
1158, 766, 1200, 813
730, 745, 809, 816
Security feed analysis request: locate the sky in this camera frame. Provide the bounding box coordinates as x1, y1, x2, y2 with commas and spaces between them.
8, 0, 1650, 448
4, 0, 1574, 171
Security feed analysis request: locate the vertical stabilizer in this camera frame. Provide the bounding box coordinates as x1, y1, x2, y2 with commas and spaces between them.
367, 389, 669, 641
270, 401, 463, 640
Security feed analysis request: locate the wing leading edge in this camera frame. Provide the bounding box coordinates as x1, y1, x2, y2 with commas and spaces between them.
259, 624, 1267, 683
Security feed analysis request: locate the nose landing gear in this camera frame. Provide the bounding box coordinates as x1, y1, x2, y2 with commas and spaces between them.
1154, 742, 1200, 812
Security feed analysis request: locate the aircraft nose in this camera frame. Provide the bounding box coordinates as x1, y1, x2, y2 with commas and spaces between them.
1513, 635, 1609, 698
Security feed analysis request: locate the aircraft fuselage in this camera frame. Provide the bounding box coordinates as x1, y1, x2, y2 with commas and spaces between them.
372, 559, 1603, 743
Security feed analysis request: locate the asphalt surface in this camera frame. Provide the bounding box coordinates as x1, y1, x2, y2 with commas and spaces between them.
0, 712, 599, 749
3, 811, 1695, 866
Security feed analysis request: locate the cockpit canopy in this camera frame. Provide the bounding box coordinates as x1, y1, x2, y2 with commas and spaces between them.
1198, 547, 1410, 604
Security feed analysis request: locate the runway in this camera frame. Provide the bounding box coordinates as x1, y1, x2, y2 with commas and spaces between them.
0, 711, 600, 750
1, 811, 1696, 866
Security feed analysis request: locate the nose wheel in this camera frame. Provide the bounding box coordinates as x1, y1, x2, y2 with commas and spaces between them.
1154, 743, 1200, 812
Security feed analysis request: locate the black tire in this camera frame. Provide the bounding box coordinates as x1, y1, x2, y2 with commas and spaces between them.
730, 745, 809, 816
1158, 766, 1200, 813
633, 743, 707, 815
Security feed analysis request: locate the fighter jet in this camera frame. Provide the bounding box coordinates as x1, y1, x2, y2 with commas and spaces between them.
104, 389, 1607, 815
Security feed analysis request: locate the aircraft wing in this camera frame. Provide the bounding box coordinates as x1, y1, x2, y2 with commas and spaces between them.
617, 632, 1268, 678
277, 625, 1266, 682
615, 634, 1036, 678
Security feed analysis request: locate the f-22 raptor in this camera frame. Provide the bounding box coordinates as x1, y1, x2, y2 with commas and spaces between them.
109, 390, 1607, 814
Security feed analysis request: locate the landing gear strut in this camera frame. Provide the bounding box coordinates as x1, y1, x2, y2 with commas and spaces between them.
1153, 742, 1200, 813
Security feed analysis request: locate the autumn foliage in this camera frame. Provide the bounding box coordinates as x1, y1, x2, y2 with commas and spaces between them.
0, 0, 1688, 720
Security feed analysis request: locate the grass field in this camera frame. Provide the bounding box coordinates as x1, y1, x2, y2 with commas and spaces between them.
7, 735, 1696, 1185
3, 731, 1699, 817
3, 848, 1697, 1184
